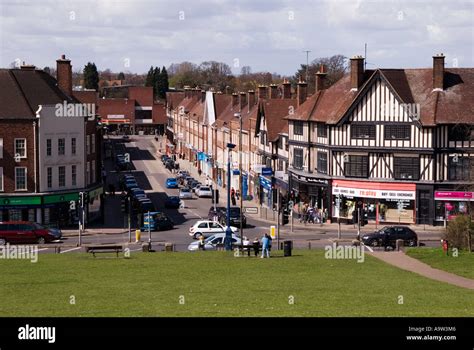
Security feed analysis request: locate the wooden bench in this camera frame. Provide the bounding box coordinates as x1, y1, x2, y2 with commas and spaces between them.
86, 245, 123, 257
234, 243, 263, 257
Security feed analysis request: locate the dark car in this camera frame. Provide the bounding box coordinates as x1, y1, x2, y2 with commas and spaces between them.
161, 155, 170, 163
208, 206, 226, 221
219, 207, 247, 228
165, 196, 181, 209
0, 221, 60, 244
142, 212, 174, 231
361, 226, 418, 248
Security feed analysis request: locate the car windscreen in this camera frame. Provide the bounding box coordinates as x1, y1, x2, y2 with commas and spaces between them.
200, 187, 210, 191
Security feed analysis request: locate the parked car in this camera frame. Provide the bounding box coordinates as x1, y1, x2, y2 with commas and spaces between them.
188, 233, 242, 251
176, 170, 189, 179
165, 178, 179, 189
188, 220, 238, 239
122, 135, 130, 142
188, 181, 200, 191
164, 196, 181, 209
196, 186, 212, 198
130, 188, 146, 197
179, 188, 193, 200
218, 207, 247, 228
0, 222, 60, 244
142, 212, 174, 231
208, 207, 226, 221
361, 226, 418, 248
161, 155, 170, 163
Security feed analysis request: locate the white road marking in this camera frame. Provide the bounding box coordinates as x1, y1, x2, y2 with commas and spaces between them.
37, 248, 50, 252
60, 247, 82, 254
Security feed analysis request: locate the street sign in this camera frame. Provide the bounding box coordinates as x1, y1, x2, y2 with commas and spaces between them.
261, 167, 273, 176
270, 225, 276, 239
244, 207, 258, 214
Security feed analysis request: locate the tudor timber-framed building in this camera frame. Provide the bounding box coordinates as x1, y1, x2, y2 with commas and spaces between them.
287, 54, 474, 226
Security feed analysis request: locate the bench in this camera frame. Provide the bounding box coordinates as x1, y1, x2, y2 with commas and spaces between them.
234, 244, 263, 257
86, 245, 123, 257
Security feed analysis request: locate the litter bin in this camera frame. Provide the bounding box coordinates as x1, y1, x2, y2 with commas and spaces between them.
283, 240, 293, 257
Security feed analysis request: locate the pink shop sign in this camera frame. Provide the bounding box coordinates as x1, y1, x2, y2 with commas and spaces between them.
435, 191, 474, 201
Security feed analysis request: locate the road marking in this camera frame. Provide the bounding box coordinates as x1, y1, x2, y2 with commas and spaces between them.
60, 247, 82, 254
37, 248, 49, 252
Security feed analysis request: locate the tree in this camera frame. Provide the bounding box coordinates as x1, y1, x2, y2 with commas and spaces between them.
153, 67, 161, 96
157, 66, 169, 99
293, 54, 347, 95
83, 62, 99, 90
444, 215, 473, 251
145, 66, 155, 87
117, 72, 125, 80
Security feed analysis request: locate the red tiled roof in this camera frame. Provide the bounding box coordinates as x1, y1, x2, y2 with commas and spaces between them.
166, 91, 185, 109
260, 99, 297, 141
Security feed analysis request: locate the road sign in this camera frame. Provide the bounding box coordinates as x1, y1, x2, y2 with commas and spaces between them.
270, 225, 276, 239
243, 207, 258, 214
261, 167, 273, 176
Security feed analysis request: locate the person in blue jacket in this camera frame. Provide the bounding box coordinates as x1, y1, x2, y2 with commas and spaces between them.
261, 234, 271, 258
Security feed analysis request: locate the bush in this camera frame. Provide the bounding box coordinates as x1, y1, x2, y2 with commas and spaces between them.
444, 215, 473, 250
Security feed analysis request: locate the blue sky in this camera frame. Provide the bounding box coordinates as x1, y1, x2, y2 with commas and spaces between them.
0, 0, 472, 76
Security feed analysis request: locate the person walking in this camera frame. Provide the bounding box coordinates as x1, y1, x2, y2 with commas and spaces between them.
231, 187, 236, 206
198, 235, 206, 251
253, 237, 260, 257
261, 234, 271, 258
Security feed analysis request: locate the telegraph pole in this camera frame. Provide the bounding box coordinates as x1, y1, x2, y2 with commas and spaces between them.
303, 50, 311, 82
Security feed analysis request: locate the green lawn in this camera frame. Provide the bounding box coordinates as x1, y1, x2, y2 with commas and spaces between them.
0, 250, 473, 317
406, 247, 474, 280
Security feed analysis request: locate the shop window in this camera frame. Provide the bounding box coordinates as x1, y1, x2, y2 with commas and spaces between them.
28, 209, 35, 222
435, 201, 469, 221
344, 155, 368, 178
384, 125, 411, 140
91, 135, 95, 154
394, 157, 419, 180
448, 124, 474, 142
9, 209, 22, 221
317, 123, 327, 138
317, 152, 328, 174
351, 125, 375, 139
44, 208, 50, 225
86, 135, 90, 155
294, 121, 304, 136
448, 156, 471, 181
293, 148, 304, 170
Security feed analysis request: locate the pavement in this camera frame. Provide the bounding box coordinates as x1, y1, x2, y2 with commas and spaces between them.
368, 251, 474, 290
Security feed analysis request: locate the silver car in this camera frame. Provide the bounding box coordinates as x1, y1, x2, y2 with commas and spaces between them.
179, 188, 193, 199
188, 233, 242, 251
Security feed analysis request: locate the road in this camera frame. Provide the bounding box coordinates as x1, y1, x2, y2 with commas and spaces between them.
40, 135, 443, 253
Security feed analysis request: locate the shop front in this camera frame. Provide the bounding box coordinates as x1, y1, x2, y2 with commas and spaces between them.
434, 191, 474, 226
332, 180, 416, 224
259, 175, 273, 208
289, 172, 330, 212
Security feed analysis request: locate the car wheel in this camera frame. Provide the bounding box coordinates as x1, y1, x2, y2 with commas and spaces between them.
37, 237, 46, 245
194, 232, 202, 239
0, 238, 6, 245
372, 240, 378, 247
408, 239, 417, 247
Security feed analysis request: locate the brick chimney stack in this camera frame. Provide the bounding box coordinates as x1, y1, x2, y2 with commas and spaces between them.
433, 53, 445, 90
269, 84, 278, 99
350, 55, 365, 90
201, 90, 206, 103
248, 90, 256, 107
258, 85, 268, 100
56, 54, 72, 96
297, 78, 307, 107
232, 93, 239, 108
282, 79, 291, 99
240, 92, 247, 110
315, 65, 328, 92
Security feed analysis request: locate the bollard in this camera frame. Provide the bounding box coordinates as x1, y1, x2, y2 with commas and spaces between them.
396, 239, 404, 251
308, 241, 312, 250
135, 229, 141, 243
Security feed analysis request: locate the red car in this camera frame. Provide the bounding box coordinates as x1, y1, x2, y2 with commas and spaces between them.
0, 221, 61, 245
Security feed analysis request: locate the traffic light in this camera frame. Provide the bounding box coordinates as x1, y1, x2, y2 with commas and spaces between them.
78, 192, 84, 208
84, 193, 90, 205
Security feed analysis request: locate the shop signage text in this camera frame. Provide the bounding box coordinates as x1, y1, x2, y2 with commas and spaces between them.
333, 187, 415, 200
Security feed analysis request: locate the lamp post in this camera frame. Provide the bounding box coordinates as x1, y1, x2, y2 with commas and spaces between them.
234, 112, 244, 254
225, 142, 236, 251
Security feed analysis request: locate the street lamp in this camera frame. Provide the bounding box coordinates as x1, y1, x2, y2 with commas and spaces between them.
234, 112, 244, 254
225, 142, 236, 251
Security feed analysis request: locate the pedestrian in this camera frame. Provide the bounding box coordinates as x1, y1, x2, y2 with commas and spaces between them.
261, 234, 271, 258
252, 237, 260, 257
198, 235, 206, 251
101, 167, 107, 184
231, 187, 236, 206
198, 168, 202, 177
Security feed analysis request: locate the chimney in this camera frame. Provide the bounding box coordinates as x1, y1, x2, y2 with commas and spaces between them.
350, 55, 365, 90
239, 92, 247, 110
201, 90, 206, 103
184, 86, 191, 98
297, 78, 307, 107
315, 65, 328, 92
20, 62, 36, 71
269, 84, 278, 99
248, 90, 256, 107
433, 53, 445, 90
232, 93, 239, 107
282, 79, 291, 99
258, 85, 268, 100
56, 54, 72, 96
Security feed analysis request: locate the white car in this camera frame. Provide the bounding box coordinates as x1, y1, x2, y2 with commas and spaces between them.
196, 186, 212, 198
179, 188, 193, 199
188, 233, 242, 251
188, 220, 238, 239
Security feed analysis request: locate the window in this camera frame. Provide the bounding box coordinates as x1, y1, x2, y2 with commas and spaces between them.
15, 167, 27, 190
448, 124, 474, 142
293, 148, 304, 170
0, 167, 3, 191
46, 139, 52, 156
47, 167, 52, 188
91, 134, 95, 154
58, 138, 65, 155
449, 156, 471, 181
91, 162, 96, 184
394, 157, 419, 180
260, 132, 265, 145
278, 137, 283, 149
351, 125, 376, 139
58, 166, 66, 187
317, 152, 328, 174
15, 139, 27, 158
86, 162, 90, 186
71, 138, 76, 155
86, 135, 91, 155
384, 125, 411, 140
344, 155, 368, 178
0, 138, 3, 158
317, 123, 327, 138
71, 165, 77, 186
294, 121, 304, 136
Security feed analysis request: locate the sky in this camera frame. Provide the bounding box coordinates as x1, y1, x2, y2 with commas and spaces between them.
0, 0, 473, 76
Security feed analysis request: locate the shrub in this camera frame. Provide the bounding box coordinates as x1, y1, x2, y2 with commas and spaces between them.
444, 215, 473, 250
